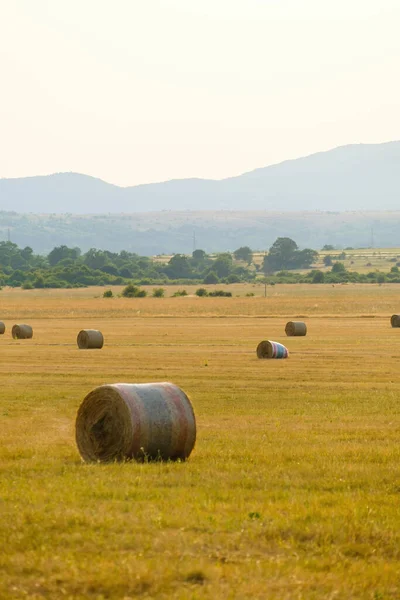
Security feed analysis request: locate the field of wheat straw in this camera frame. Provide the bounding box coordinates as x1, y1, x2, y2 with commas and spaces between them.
1, 283, 400, 599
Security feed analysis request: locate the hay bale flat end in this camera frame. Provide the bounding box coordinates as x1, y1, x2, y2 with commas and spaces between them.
75, 382, 196, 463
77, 329, 104, 349
391, 315, 400, 328
257, 340, 289, 359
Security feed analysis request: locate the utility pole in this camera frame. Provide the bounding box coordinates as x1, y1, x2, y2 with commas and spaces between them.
193, 231, 196, 253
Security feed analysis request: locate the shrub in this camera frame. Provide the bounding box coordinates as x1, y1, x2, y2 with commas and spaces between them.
22, 281, 33, 290
172, 289, 187, 297
195, 288, 208, 297
122, 284, 147, 298
312, 270, 325, 283
208, 290, 232, 297
152, 287, 165, 297
103, 289, 113, 298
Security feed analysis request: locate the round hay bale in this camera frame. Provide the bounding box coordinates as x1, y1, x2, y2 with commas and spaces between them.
0, 321, 5, 335
285, 321, 307, 336
77, 329, 104, 349
12, 324, 33, 339
75, 382, 196, 463
391, 314, 400, 328
257, 340, 289, 359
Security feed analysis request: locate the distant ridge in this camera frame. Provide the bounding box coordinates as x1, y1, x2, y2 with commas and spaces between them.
1, 141, 400, 213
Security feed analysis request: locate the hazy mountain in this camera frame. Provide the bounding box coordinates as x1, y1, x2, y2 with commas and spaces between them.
1, 141, 400, 213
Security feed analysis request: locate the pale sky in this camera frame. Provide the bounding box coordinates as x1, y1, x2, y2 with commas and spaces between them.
1, 0, 400, 186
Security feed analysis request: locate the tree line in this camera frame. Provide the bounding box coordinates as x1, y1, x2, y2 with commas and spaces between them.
0, 238, 398, 289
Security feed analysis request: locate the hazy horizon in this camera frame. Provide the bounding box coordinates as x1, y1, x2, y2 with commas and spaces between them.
2, 1, 400, 187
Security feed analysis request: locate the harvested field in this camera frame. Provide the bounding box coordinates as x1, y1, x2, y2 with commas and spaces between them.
1, 284, 400, 599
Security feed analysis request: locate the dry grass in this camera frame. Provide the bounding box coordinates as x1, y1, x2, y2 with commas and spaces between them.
1, 284, 400, 599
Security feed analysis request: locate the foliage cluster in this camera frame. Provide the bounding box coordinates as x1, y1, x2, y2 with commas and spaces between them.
0, 242, 255, 288
0, 239, 399, 290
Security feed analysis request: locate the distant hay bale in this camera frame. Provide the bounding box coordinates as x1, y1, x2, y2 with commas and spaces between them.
77, 329, 104, 349
391, 315, 400, 328
75, 382, 196, 463
0, 321, 5, 334
12, 324, 33, 339
256, 340, 289, 359
285, 321, 307, 336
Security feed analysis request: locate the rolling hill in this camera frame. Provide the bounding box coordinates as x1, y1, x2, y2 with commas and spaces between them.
1, 141, 400, 213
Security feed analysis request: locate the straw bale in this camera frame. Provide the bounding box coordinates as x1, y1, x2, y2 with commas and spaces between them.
12, 324, 33, 339
285, 321, 307, 336
256, 340, 289, 359
391, 314, 400, 328
77, 329, 104, 349
0, 321, 5, 334
75, 382, 196, 463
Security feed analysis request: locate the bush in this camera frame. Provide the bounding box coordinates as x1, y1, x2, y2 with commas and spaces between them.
152, 287, 165, 297
22, 281, 33, 290
172, 289, 187, 297
312, 270, 325, 283
195, 288, 208, 297
103, 289, 113, 298
122, 284, 147, 298
208, 290, 232, 297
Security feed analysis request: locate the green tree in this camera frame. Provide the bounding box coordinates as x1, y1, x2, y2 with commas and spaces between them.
233, 246, 253, 264
312, 270, 325, 283
166, 254, 192, 279
331, 262, 346, 273
291, 249, 318, 269
212, 253, 233, 278
83, 249, 108, 270
192, 249, 207, 262
203, 271, 219, 284
262, 237, 298, 272
323, 255, 333, 266
48, 245, 80, 266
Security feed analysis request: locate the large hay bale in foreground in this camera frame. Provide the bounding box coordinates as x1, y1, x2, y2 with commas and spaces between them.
257, 340, 289, 359
0, 321, 5, 334
12, 324, 33, 339
391, 315, 400, 328
77, 329, 104, 349
285, 321, 307, 336
75, 382, 196, 463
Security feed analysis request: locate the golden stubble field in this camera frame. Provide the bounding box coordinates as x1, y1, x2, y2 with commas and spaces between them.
1, 284, 400, 599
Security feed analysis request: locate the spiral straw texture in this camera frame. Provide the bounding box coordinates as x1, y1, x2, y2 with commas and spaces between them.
77, 329, 104, 349
75, 382, 196, 463
257, 340, 289, 359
